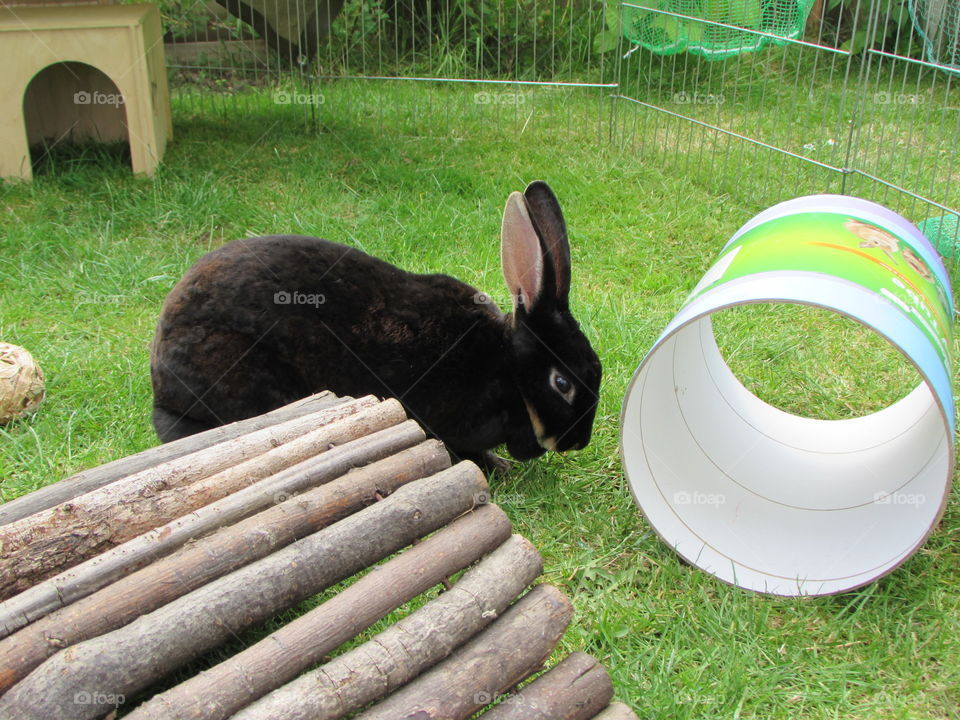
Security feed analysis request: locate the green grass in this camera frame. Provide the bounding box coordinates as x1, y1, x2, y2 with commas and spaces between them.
1, 78, 959, 719
713, 304, 924, 418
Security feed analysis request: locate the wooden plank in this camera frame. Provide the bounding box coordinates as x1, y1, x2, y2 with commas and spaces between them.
163, 39, 270, 66
127, 504, 514, 720
356, 583, 573, 720
0, 462, 489, 719
0, 417, 425, 638
0, 396, 385, 601
0, 439, 450, 694
232, 534, 544, 720
0, 391, 345, 527
476, 652, 613, 720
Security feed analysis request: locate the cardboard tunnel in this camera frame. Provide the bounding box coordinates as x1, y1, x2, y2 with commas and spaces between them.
620, 195, 956, 596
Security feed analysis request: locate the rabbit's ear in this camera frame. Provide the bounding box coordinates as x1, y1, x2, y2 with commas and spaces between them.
523, 181, 570, 303
501, 190, 544, 312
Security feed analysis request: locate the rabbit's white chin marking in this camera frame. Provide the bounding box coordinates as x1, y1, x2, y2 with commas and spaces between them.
524, 401, 557, 451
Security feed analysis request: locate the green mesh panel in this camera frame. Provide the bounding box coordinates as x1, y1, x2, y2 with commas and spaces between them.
918, 214, 960, 259
622, 0, 816, 60
909, 0, 960, 75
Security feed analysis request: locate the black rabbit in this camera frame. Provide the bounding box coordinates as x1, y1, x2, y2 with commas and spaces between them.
150, 181, 601, 468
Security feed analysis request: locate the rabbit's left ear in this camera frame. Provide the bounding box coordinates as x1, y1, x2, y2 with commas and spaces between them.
523, 181, 570, 304
501, 191, 544, 313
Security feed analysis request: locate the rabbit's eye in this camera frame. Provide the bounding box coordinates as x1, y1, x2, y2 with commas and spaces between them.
550, 369, 575, 402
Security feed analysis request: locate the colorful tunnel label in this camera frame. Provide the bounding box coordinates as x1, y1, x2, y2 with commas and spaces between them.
686, 208, 954, 379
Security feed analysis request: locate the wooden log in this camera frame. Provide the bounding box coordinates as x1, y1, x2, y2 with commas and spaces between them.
0, 419, 427, 639
149, 399, 410, 514
142, 400, 407, 519
0, 395, 381, 601
476, 652, 613, 720
355, 583, 573, 720
0, 462, 489, 720
163, 38, 270, 66
126, 503, 514, 720
0, 439, 451, 695
592, 703, 640, 720
805, 0, 824, 37
233, 534, 544, 720
0, 391, 345, 527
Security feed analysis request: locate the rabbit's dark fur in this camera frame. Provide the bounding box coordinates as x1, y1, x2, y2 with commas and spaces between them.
151, 181, 601, 466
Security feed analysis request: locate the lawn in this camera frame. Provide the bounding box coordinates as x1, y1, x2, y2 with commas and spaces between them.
1, 74, 959, 719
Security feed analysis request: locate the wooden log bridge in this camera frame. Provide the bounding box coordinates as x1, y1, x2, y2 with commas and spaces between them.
0, 392, 638, 720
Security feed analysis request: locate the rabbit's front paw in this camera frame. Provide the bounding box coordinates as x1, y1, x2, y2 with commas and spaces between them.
450, 448, 512, 475
474, 450, 512, 475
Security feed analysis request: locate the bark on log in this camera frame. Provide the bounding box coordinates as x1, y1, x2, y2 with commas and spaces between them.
127, 503, 513, 720
592, 703, 640, 720
0, 396, 382, 601
0, 419, 427, 639
145, 399, 407, 521
0, 440, 450, 695
232, 534, 544, 720
0, 392, 345, 528
355, 583, 573, 720
0, 462, 489, 720
476, 652, 613, 720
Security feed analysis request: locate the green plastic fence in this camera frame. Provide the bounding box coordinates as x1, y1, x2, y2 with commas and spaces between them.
909, 0, 960, 75
918, 213, 960, 259
621, 0, 817, 60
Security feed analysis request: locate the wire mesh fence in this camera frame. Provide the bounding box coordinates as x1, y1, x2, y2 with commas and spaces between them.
161, 0, 617, 140
157, 0, 960, 283
609, 0, 960, 278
